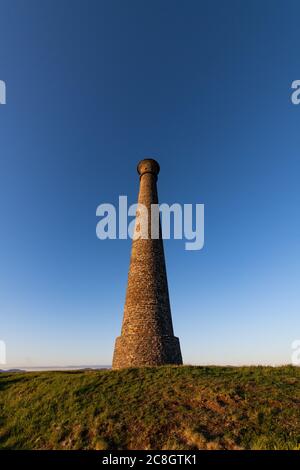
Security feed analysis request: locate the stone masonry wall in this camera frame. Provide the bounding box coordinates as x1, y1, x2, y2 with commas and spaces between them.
112, 159, 183, 369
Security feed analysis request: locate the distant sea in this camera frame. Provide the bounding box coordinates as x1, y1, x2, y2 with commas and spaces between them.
0, 365, 111, 372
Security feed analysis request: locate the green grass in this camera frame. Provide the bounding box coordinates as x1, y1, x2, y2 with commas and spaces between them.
0, 366, 299, 450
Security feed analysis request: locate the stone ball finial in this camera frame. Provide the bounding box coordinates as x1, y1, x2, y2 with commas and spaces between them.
137, 158, 160, 177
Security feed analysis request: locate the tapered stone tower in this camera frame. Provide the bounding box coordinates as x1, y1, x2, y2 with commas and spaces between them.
112, 158, 182, 369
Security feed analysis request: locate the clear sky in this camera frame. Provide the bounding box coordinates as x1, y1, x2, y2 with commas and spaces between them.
0, 0, 299, 367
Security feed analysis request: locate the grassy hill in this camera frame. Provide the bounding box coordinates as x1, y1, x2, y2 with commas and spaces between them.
0, 366, 299, 450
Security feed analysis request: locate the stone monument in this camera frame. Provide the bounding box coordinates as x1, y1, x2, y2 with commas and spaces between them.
112, 158, 182, 369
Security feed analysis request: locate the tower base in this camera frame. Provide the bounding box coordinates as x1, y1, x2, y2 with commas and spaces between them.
112, 334, 182, 369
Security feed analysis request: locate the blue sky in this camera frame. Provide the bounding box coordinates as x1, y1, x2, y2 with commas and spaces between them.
0, 0, 299, 367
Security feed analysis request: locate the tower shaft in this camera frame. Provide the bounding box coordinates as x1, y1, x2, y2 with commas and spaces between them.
112, 159, 182, 369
